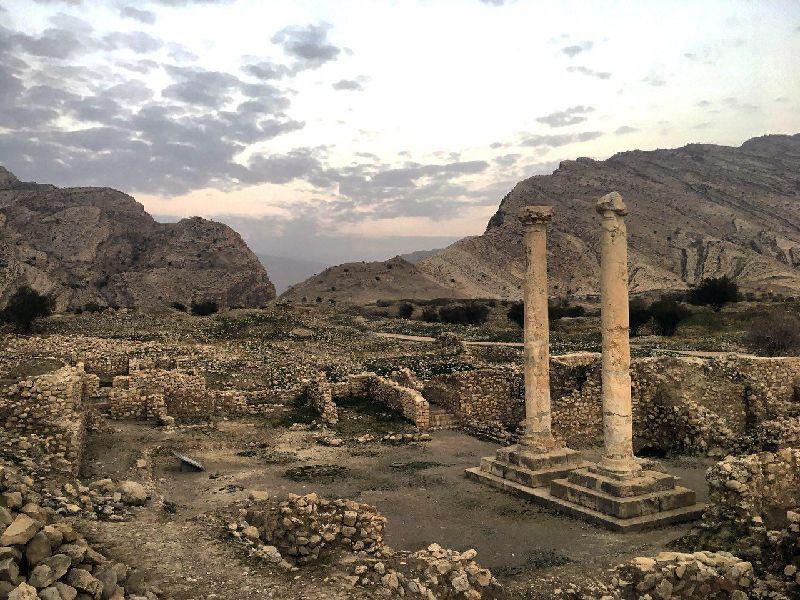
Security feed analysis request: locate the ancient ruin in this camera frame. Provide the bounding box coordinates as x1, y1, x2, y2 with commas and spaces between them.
467, 194, 705, 531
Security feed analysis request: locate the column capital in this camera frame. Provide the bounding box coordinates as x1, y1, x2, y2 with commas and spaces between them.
518, 205, 553, 228
595, 191, 628, 216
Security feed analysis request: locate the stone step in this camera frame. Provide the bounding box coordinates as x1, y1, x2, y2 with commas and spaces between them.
568, 468, 678, 497
549, 478, 697, 519
479, 455, 585, 488
464, 467, 705, 533
495, 445, 582, 472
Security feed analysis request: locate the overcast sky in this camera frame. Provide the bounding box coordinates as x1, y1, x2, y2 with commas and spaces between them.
1, 0, 799, 264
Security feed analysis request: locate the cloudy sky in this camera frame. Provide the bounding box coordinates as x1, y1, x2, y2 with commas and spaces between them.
1, 0, 799, 264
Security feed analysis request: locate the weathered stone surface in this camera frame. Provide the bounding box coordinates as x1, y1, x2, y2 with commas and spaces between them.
0, 166, 275, 311
0, 515, 40, 546
117, 482, 147, 507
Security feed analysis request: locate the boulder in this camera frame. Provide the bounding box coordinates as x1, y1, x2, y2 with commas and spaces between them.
117, 483, 147, 507
0, 515, 40, 546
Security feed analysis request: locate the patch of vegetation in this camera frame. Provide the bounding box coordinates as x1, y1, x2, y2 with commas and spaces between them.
687, 276, 740, 312
171, 301, 188, 312
438, 302, 490, 325
397, 302, 414, 319
282, 464, 351, 483
745, 312, 800, 356
0, 286, 55, 333
495, 549, 572, 578
191, 299, 219, 316
629, 298, 651, 336
649, 297, 691, 336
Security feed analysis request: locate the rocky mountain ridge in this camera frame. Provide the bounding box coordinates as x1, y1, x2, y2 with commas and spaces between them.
287, 133, 800, 303
0, 166, 275, 311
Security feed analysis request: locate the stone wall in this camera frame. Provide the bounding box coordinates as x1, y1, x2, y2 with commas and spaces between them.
421, 353, 800, 453
0, 365, 92, 476
304, 373, 338, 425
334, 373, 430, 430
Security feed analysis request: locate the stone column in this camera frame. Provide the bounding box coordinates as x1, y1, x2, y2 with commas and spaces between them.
595, 192, 639, 477
518, 206, 558, 453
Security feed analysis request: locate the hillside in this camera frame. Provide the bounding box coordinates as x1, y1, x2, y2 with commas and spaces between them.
258, 254, 330, 295
284, 133, 799, 303
279, 256, 458, 304
0, 167, 275, 311
416, 134, 800, 299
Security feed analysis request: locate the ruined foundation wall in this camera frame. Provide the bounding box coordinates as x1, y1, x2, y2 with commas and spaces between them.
332, 373, 430, 430
422, 354, 800, 451
305, 373, 338, 425
0, 365, 91, 476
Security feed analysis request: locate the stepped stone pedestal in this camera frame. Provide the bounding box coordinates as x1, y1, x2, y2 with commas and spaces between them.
466, 445, 584, 490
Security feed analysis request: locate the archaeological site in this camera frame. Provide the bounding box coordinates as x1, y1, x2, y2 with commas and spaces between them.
1, 2, 799, 599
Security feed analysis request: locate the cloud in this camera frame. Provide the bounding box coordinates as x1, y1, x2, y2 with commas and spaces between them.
120, 7, 156, 25
101, 31, 163, 53
536, 105, 594, 127
494, 153, 521, 167
244, 61, 290, 80
9, 27, 85, 58
332, 77, 368, 91
566, 66, 611, 79
162, 65, 244, 108
614, 125, 638, 135
561, 41, 593, 58
479, 0, 506, 5
272, 23, 341, 70
520, 131, 602, 148
642, 74, 666, 86
722, 96, 758, 112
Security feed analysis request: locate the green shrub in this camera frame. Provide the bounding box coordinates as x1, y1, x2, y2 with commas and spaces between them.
507, 301, 524, 327
0, 286, 55, 333
649, 297, 691, 336
629, 298, 651, 336
421, 307, 439, 322
548, 303, 586, 320
439, 302, 489, 325
688, 276, 739, 311
397, 302, 414, 319
191, 299, 219, 316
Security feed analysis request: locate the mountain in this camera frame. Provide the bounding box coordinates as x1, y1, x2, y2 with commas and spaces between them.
405, 133, 800, 300
279, 256, 458, 304
399, 248, 442, 264
417, 133, 800, 299
0, 166, 275, 311
258, 254, 330, 295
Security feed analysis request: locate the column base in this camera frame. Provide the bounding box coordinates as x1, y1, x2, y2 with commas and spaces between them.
465, 444, 585, 491
543, 465, 705, 532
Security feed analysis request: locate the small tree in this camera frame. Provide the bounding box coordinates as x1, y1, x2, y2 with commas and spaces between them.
629, 298, 651, 337
0, 286, 55, 333
421, 306, 439, 322
688, 276, 739, 312
649, 298, 690, 337
745, 313, 800, 356
507, 301, 524, 327
397, 302, 414, 319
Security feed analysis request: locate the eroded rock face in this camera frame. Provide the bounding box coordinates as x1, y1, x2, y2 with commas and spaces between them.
416, 133, 800, 298
0, 166, 275, 311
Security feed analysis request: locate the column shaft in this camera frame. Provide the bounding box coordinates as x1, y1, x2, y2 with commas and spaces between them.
518, 206, 557, 452
596, 192, 639, 477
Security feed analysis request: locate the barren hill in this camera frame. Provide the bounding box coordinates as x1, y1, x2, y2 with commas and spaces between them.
318, 133, 799, 302
0, 166, 275, 311
280, 256, 457, 304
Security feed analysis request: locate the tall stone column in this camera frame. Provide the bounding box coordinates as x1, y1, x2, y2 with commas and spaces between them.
595, 192, 639, 477
518, 206, 558, 453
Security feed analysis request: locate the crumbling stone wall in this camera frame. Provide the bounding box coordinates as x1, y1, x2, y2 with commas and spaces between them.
422, 354, 800, 453
0, 365, 91, 476
304, 373, 338, 425
334, 373, 430, 430
242, 493, 385, 563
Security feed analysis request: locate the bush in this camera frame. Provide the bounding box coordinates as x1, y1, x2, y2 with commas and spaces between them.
0, 286, 55, 333
190, 299, 219, 316
439, 302, 490, 325
421, 307, 439, 322
548, 303, 586, 320
171, 301, 187, 312
397, 302, 414, 319
649, 297, 691, 336
83, 301, 103, 313
507, 301, 524, 327
629, 298, 651, 336
745, 313, 800, 356
688, 276, 739, 311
